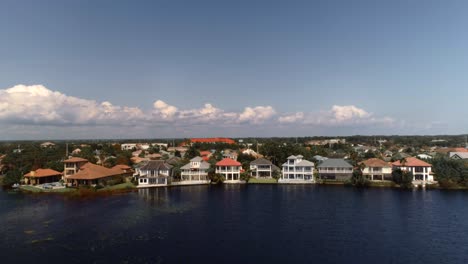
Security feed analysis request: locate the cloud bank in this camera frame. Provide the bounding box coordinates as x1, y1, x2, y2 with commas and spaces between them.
0, 84, 395, 138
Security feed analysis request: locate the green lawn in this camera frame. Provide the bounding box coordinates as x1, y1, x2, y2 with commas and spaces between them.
248, 178, 278, 184
98, 182, 136, 191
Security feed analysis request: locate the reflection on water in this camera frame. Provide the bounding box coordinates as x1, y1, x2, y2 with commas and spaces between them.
1, 185, 468, 264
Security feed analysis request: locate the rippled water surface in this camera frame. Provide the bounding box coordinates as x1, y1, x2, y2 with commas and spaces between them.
1, 185, 468, 263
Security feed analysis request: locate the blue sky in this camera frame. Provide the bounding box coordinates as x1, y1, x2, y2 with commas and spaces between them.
0, 0, 467, 139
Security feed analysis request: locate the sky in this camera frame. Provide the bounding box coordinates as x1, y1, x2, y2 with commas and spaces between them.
0, 0, 467, 140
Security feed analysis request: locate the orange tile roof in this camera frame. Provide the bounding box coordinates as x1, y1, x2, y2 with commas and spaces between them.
112, 164, 132, 171
392, 157, 432, 167
360, 158, 391, 167
24, 169, 62, 178
190, 138, 236, 144
67, 163, 123, 180
64, 157, 88, 163
216, 158, 241, 166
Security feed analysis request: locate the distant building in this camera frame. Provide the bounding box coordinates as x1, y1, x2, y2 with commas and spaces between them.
416, 154, 432, 160
222, 149, 238, 160
40, 142, 55, 148
279, 155, 315, 183
184, 138, 236, 146
449, 152, 468, 160
360, 158, 392, 181
317, 159, 353, 181
121, 143, 137, 151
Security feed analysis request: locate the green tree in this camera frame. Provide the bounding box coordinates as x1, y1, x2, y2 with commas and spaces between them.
2, 169, 22, 186
351, 168, 369, 187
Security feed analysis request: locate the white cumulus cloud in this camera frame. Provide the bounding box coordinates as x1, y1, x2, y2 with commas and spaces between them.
238, 106, 276, 124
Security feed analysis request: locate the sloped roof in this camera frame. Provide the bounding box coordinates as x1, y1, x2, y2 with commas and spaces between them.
392, 157, 431, 167
287, 155, 297, 159
67, 163, 123, 180
140, 160, 173, 171
296, 160, 315, 167
216, 158, 241, 166
181, 161, 211, 170
450, 152, 468, 159
112, 164, 132, 171
166, 156, 182, 165
360, 158, 391, 168
190, 138, 235, 144
317, 159, 353, 168
64, 157, 88, 163
250, 158, 273, 166
190, 156, 203, 162
24, 168, 62, 178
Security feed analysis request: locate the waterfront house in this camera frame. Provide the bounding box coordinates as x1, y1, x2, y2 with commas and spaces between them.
216, 158, 242, 183
136, 160, 173, 187
392, 157, 434, 183
317, 159, 353, 181
360, 158, 392, 181
279, 155, 315, 183
250, 158, 279, 178
63, 157, 126, 186
179, 156, 211, 184
24, 169, 62, 185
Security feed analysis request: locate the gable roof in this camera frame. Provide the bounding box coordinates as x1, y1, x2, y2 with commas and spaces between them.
24, 168, 62, 178
296, 160, 315, 167
250, 158, 273, 166
190, 156, 203, 162
112, 164, 132, 171
66, 163, 123, 180
317, 159, 353, 168
140, 160, 173, 171
449, 152, 468, 159
360, 158, 391, 168
181, 160, 211, 170
392, 157, 431, 167
64, 157, 88, 163
216, 158, 241, 166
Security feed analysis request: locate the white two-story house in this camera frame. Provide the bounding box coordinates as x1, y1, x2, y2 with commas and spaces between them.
136, 160, 173, 187
179, 156, 211, 184
279, 155, 315, 183
360, 158, 392, 181
392, 157, 434, 183
317, 158, 353, 181
250, 158, 280, 178
216, 158, 242, 183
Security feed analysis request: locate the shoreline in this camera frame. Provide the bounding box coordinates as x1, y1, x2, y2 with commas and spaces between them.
8, 180, 468, 197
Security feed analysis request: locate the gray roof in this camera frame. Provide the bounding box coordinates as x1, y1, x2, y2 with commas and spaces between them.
140, 160, 173, 171
317, 158, 353, 168
296, 160, 315, 166
287, 155, 297, 159
181, 161, 211, 170
166, 156, 182, 165
190, 156, 203, 162
250, 158, 273, 166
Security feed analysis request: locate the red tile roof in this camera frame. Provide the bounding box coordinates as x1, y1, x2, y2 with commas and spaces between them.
64, 157, 88, 163
392, 157, 432, 167
112, 164, 132, 171
360, 158, 391, 167
66, 163, 124, 180
24, 169, 62, 178
216, 158, 241, 166
190, 138, 236, 144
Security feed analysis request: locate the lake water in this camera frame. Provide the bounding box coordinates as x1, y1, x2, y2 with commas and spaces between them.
1, 185, 468, 263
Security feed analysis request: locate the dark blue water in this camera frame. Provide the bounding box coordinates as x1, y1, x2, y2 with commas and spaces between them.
1, 185, 468, 263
